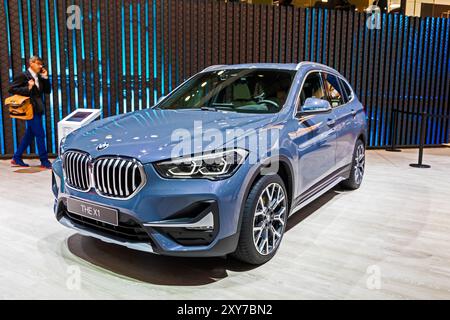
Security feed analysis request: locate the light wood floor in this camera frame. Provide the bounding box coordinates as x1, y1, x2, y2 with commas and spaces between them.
0, 148, 449, 299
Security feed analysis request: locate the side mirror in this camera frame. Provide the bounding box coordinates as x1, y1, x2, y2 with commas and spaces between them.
157, 95, 166, 104
298, 97, 332, 116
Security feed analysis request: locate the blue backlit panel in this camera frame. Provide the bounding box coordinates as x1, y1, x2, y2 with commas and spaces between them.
0, 2, 448, 156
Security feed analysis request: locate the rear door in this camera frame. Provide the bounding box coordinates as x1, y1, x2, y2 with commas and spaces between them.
322, 73, 355, 169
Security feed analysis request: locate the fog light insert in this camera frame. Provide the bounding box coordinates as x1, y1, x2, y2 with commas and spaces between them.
144, 212, 214, 230
144, 201, 219, 246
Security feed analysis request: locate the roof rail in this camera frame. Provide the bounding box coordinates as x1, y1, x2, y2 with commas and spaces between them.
297, 61, 339, 72
295, 62, 305, 70
201, 65, 227, 72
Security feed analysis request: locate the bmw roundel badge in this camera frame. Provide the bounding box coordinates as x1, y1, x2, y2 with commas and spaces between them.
96, 142, 109, 151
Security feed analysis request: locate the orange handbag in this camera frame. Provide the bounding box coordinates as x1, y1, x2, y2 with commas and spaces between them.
4, 95, 34, 120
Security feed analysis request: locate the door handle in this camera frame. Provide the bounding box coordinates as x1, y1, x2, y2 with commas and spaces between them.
327, 118, 336, 127
351, 109, 357, 117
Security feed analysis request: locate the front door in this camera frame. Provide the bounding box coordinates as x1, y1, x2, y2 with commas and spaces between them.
290, 72, 337, 194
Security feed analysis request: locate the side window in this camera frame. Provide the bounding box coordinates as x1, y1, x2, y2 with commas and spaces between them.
322, 73, 345, 107
298, 72, 327, 110
339, 78, 353, 103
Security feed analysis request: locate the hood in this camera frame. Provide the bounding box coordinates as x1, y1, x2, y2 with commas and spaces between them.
64, 109, 279, 163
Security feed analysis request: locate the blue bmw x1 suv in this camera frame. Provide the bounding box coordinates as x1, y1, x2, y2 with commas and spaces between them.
52, 62, 367, 265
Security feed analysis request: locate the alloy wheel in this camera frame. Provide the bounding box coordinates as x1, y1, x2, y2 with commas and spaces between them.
354, 143, 365, 185
252, 183, 287, 256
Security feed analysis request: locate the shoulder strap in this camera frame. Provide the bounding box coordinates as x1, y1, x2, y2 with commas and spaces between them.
24, 70, 33, 81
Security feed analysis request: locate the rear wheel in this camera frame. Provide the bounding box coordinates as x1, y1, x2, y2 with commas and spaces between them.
232, 174, 288, 265
341, 139, 365, 190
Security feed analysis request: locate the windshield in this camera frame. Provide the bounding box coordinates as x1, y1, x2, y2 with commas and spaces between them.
157, 69, 295, 114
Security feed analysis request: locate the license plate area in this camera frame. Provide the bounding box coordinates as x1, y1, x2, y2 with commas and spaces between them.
67, 198, 119, 226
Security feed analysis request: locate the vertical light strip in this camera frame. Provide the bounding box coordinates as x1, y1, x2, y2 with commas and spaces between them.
17, 0, 26, 66
415, 19, 424, 145
379, 13, 387, 145
435, 18, 444, 143
36, 0, 47, 153
96, 0, 103, 115
0, 67, 4, 153
62, 0, 71, 116
113, 1, 119, 116
310, 8, 314, 62
0, 59, 4, 154
137, 1, 142, 110
145, 0, 150, 108
322, 9, 327, 64
160, 0, 164, 96
368, 13, 375, 146
316, 9, 321, 63
80, 0, 87, 108
0, 0, 6, 153
175, 0, 179, 87
26, 0, 35, 153
424, 18, 431, 145
44, 0, 56, 153
129, 2, 135, 112
121, 0, 127, 113
88, 0, 95, 109
168, 0, 172, 91
444, 20, 450, 143
304, 8, 309, 61
361, 12, 368, 138
26, 0, 33, 53
428, 18, 434, 145
17, 0, 30, 154
182, 1, 185, 82
53, 0, 63, 122
152, 0, 158, 104
430, 18, 438, 143
421, 17, 428, 147
71, 1, 79, 110
4, 0, 18, 153
104, 0, 111, 117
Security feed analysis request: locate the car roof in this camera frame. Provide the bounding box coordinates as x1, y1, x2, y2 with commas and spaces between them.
202, 62, 343, 76
202, 63, 299, 72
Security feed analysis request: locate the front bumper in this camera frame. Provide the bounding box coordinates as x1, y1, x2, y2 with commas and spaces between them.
52, 156, 254, 257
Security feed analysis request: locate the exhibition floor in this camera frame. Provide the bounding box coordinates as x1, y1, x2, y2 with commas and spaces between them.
1, 148, 450, 299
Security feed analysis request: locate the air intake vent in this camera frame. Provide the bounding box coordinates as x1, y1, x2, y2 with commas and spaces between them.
63, 151, 91, 191
93, 158, 145, 199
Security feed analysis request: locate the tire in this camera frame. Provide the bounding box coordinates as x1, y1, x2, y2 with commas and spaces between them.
341, 139, 365, 190
232, 174, 288, 265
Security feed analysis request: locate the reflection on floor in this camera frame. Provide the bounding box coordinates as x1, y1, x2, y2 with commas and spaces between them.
0, 148, 449, 299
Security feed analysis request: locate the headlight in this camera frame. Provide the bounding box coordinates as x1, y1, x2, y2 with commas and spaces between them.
154, 148, 248, 179
59, 136, 67, 156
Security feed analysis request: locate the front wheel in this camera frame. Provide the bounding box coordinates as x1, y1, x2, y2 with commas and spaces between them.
232, 174, 288, 265
341, 139, 365, 190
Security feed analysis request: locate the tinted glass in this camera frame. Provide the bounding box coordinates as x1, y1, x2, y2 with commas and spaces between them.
157, 69, 295, 114
298, 72, 327, 108
339, 78, 353, 103
322, 73, 346, 107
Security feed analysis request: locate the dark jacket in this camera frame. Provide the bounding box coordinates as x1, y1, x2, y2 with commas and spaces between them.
8, 70, 51, 116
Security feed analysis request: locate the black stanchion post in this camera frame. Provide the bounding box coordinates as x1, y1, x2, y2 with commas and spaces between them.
386, 108, 402, 152
410, 112, 431, 169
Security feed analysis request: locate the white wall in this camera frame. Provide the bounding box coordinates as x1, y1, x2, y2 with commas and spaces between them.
405, 0, 450, 17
